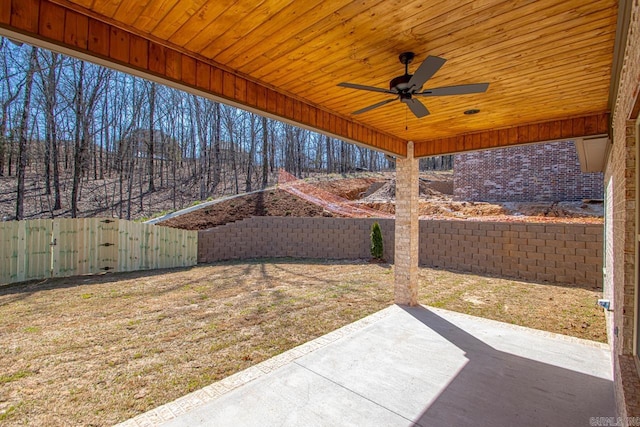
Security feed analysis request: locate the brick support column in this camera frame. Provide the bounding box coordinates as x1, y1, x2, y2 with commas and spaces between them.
395, 141, 419, 306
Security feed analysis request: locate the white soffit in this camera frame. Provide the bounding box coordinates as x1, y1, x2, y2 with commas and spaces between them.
575, 137, 610, 172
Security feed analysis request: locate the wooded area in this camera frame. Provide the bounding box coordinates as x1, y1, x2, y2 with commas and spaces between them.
0, 39, 452, 220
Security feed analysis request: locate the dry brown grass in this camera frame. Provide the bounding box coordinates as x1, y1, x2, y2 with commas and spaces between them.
0, 260, 605, 426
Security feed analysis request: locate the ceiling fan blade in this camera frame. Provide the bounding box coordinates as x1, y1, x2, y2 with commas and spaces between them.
402, 98, 430, 118
408, 55, 446, 90
352, 98, 397, 115
338, 82, 394, 94
417, 83, 490, 96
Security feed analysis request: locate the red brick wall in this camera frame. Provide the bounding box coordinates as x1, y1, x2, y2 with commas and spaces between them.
198, 217, 603, 287
603, 0, 640, 420
454, 141, 604, 202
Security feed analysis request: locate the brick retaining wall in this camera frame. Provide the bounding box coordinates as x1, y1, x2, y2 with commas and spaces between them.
198, 217, 603, 287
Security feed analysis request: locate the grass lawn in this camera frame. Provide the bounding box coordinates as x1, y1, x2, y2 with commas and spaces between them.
0, 259, 605, 426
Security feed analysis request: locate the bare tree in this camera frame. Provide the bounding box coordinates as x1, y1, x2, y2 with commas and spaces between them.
147, 81, 156, 192
325, 135, 333, 173
1, 38, 395, 220
261, 115, 268, 187
221, 106, 239, 194
211, 102, 221, 191
68, 60, 110, 217
35, 50, 63, 210
0, 39, 24, 177
16, 46, 38, 220
245, 112, 257, 192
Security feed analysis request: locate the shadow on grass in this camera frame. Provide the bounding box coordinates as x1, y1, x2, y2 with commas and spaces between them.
1, 256, 595, 305
209, 257, 598, 291
0, 266, 196, 304
0, 258, 391, 306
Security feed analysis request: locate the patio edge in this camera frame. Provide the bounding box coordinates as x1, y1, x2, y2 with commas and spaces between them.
116, 306, 395, 427
117, 304, 608, 426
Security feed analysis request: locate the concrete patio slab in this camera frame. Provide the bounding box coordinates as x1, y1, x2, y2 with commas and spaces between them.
120, 305, 614, 427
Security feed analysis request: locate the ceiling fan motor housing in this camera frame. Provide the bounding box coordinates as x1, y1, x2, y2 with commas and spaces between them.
390, 74, 414, 92
392, 52, 418, 92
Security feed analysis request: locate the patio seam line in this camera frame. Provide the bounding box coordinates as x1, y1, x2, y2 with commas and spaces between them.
116, 306, 395, 427
292, 360, 426, 427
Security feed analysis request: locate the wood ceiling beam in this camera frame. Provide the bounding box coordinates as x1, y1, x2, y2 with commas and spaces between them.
413, 112, 610, 158
0, 0, 407, 157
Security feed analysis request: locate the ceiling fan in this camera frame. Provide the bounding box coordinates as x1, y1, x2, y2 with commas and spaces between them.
338, 52, 489, 118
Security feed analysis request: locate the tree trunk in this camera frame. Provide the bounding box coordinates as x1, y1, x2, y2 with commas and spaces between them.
44, 127, 51, 195
296, 129, 304, 178
15, 46, 38, 220
172, 147, 177, 210
147, 82, 156, 192
7, 136, 13, 176
325, 135, 333, 173
245, 114, 257, 192
0, 39, 25, 178
230, 128, 239, 194
51, 128, 61, 210
126, 143, 135, 220
211, 102, 221, 190
92, 124, 98, 180
70, 61, 85, 218
261, 115, 268, 187
0, 104, 9, 177
269, 121, 276, 173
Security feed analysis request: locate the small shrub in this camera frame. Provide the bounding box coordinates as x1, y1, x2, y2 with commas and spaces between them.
370, 222, 384, 260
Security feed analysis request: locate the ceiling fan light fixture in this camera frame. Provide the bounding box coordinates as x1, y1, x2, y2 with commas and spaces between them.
464, 109, 480, 115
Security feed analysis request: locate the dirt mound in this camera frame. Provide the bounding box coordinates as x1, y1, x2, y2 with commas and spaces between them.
359, 201, 395, 214
161, 171, 603, 230
361, 181, 386, 198
503, 201, 604, 218
358, 200, 509, 217
364, 179, 395, 201
311, 178, 380, 200
281, 181, 392, 218
160, 189, 335, 230
421, 201, 508, 217
422, 179, 453, 195
362, 178, 450, 202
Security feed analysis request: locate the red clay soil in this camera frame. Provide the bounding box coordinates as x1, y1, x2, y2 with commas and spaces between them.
282, 184, 393, 218
360, 200, 603, 224
310, 178, 379, 200
277, 170, 392, 218
160, 189, 336, 230
161, 170, 603, 230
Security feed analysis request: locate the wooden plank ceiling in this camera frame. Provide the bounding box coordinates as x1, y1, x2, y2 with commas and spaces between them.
1, 0, 616, 157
